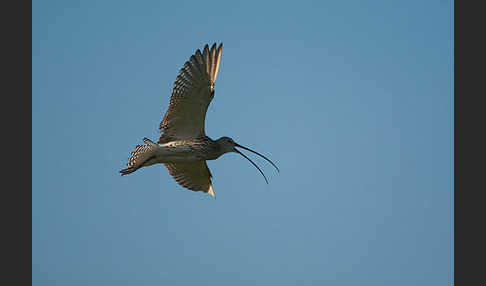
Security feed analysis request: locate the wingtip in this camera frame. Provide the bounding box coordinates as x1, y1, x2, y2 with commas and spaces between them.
208, 185, 216, 198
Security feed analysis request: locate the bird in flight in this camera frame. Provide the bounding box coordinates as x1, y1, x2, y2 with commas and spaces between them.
120, 43, 279, 198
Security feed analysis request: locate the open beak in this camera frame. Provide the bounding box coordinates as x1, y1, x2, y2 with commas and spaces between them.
233, 143, 280, 184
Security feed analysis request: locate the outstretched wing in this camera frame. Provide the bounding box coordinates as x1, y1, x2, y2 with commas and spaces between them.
163, 161, 215, 197
158, 43, 223, 144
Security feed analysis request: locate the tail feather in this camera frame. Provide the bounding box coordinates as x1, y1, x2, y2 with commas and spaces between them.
120, 143, 156, 176
120, 166, 137, 176
143, 137, 157, 146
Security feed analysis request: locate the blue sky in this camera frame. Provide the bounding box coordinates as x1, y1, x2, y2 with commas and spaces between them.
33, 1, 453, 285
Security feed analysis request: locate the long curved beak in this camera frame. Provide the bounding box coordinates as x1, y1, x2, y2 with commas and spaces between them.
233, 142, 280, 184
234, 143, 280, 173
234, 149, 269, 184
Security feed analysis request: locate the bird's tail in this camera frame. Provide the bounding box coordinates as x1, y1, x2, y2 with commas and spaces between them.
120, 138, 157, 176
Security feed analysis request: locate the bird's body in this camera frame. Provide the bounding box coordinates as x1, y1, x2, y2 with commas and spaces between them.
120, 43, 278, 198
136, 137, 222, 166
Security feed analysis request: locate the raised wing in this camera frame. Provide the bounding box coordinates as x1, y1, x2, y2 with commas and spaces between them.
158, 43, 223, 143
163, 161, 215, 197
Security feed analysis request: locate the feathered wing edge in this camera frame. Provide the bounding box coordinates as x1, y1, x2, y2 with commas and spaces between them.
158, 43, 223, 144
183, 43, 222, 95
204, 43, 223, 84
163, 161, 216, 198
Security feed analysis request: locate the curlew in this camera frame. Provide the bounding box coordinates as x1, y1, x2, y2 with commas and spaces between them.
120, 43, 279, 198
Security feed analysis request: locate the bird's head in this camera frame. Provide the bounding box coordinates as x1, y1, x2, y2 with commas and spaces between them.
216, 136, 280, 184
217, 136, 238, 153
